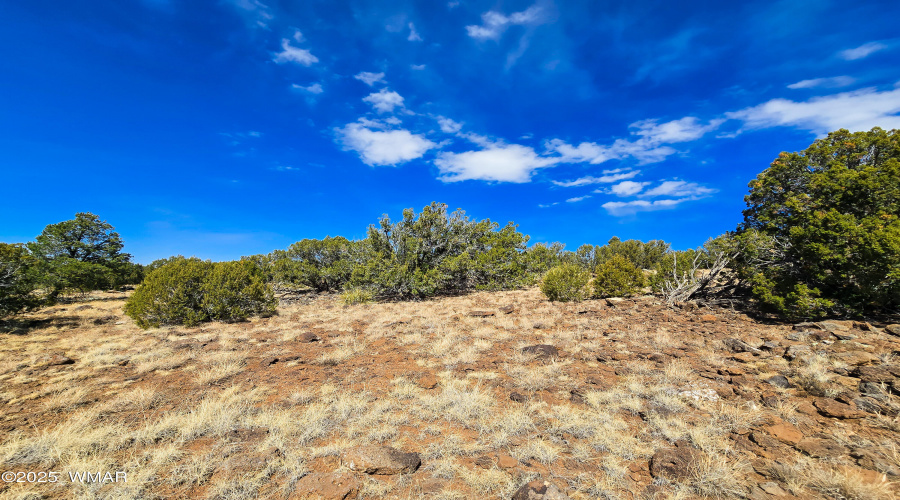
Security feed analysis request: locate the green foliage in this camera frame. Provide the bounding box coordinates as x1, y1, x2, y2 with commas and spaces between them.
648, 248, 705, 293
340, 288, 375, 305
593, 254, 645, 298
124, 257, 275, 329
738, 127, 900, 317
522, 242, 569, 278
348, 202, 531, 299
540, 263, 590, 302
0, 243, 43, 318
200, 260, 276, 322
28, 212, 137, 296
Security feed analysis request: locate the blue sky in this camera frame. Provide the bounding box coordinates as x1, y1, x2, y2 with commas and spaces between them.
2, 0, 898, 264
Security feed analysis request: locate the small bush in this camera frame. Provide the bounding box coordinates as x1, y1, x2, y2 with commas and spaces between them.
540, 263, 590, 302
124, 257, 275, 329
340, 288, 374, 305
201, 260, 276, 322
593, 255, 644, 298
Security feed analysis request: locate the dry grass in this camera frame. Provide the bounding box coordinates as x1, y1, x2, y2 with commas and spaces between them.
1, 288, 898, 499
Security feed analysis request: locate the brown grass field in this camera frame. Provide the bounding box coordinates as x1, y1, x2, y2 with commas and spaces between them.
1, 289, 899, 499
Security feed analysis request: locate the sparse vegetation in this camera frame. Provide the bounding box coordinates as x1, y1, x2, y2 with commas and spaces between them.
540, 263, 590, 302
593, 254, 645, 298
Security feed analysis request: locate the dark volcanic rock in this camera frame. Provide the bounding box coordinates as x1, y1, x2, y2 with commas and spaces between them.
765, 375, 792, 389
522, 345, 559, 358
340, 445, 420, 475
511, 479, 571, 500
649, 443, 702, 480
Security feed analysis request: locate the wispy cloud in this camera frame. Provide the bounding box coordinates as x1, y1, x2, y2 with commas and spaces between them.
608, 180, 649, 196
640, 180, 715, 198
601, 198, 688, 216
363, 89, 404, 113
466, 5, 546, 40
337, 121, 436, 166
408, 22, 422, 41
227, 0, 273, 29
292, 82, 323, 94
273, 38, 318, 66
547, 116, 722, 166
552, 170, 640, 187
566, 195, 591, 203
787, 76, 855, 89
838, 41, 887, 60
436, 116, 463, 134
354, 71, 385, 86
727, 87, 900, 134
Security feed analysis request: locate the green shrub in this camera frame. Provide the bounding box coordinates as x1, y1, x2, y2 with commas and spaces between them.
0, 243, 44, 318
738, 127, 900, 317
124, 257, 275, 329
540, 263, 590, 302
340, 288, 374, 305
593, 255, 645, 298
201, 260, 276, 322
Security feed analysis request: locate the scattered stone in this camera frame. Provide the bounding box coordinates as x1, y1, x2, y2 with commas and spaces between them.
605, 297, 627, 307
853, 366, 895, 383
853, 449, 900, 477
511, 479, 571, 500
760, 341, 780, 351
677, 388, 720, 402
292, 472, 359, 500
699, 314, 718, 322
522, 345, 559, 358
819, 321, 850, 333
833, 332, 857, 341
795, 438, 846, 458
340, 446, 420, 475
468, 311, 495, 318
793, 322, 822, 331
763, 423, 804, 446
732, 352, 757, 363
418, 374, 438, 390
723, 338, 760, 353
510, 392, 527, 403
532, 322, 547, 330
813, 398, 866, 419
300, 332, 321, 342
759, 482, 788, 496
33, 354, 75, 367
835, 351, 880, 366
74, 305, 93, 311
92, 315, 117, 325
648, 353, 668, 363
784, 345, 812, 361
499, 305, 516, 314
765, 375, 792, 389
650, 444, 702, 480
474, 455, 493, 469
885, 324, 900, 336
858, 382, 888, 396
497, 453, 518, 469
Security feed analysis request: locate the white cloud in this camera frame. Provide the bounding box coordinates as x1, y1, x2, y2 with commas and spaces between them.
408, 22, 422, 41
227, 0, 273, 28
601, 199, 687, 216
338, 122, 436, 166
552, 171, 640, 187
291, 82, 323, 94
839, 42, 887, 60
609, 180, 650, 196
273, 38, 318, 66
546, 116, 722, 168
411, 64, 426, 70
538, 202, 559, 208
363, 89, 405, 113
787, 76, 855, 89
436, 116, 463, 134
629, 117, 724, 143
640, 180, 715, 198
466, 5, 545, 40
727, 87, 900, 135
566, 195, 591, 203
354, 71, 385, 86
434, 144, 557, 183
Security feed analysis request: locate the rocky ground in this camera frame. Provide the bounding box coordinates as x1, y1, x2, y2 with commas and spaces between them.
0, 288, 898, 499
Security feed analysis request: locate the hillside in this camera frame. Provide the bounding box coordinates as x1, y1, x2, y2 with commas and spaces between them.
1, 290, 899, 499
